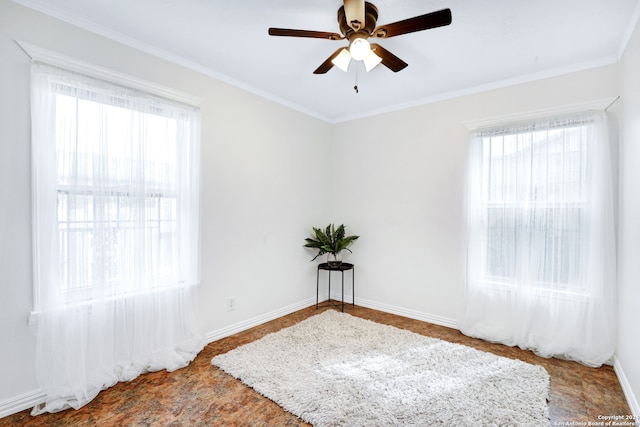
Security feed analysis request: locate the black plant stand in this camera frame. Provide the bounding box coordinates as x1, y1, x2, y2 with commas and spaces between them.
316, 262, 355, 312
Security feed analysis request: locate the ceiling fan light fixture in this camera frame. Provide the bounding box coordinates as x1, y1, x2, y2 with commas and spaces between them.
331, 48, 352, 72
268, 3, 452, 75
349, 38, 371, 61
363, 50, 382, 72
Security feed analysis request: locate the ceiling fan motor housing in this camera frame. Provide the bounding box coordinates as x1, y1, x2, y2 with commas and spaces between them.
338, 2, 378, 42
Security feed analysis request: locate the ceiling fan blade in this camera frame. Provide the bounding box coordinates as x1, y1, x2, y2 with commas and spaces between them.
372, 8, 452, 38
370, 43, 408, 72
313, 48, 346, 74
343, 0, 365, 31
268, 28, 343, 40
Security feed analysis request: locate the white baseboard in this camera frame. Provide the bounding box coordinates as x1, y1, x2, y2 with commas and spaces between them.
354, 297, 459, 330
614, 357, 640, 417
328, 291, 459, 330
0, 389, 45, 419
204, 292, 460, 345
204, 297, 319, 343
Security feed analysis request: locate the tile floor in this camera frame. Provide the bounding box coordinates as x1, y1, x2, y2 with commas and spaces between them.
0, 302, 632, 426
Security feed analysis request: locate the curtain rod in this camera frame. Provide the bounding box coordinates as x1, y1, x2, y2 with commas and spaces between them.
462, 96, 621, 130
604, 96, 621, 111
15, 39, 204, 107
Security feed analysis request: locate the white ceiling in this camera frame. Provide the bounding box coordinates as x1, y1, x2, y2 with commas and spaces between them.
14, 0, 640, 122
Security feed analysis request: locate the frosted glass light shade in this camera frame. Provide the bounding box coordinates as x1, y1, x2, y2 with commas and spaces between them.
363, 51, 382, 72
349, 38, 371, 61
331, 49, 351, 72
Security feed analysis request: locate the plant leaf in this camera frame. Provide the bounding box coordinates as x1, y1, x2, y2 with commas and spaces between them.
305, 223, 359, 261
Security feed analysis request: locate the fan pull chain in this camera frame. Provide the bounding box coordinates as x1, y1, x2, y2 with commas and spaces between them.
354, 65, 359, 93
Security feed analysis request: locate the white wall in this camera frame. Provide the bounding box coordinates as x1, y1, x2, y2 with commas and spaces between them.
330, 65, 620, 324
616, 11, 640, 415
2, 0, 639, 418
0, 2, 36, 413
0, 1, 331, 411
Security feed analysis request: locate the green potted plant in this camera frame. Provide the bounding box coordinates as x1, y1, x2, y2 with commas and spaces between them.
304, 224, 359, 267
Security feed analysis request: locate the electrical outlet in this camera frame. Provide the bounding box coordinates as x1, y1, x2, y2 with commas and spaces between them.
227, 296, 236, 312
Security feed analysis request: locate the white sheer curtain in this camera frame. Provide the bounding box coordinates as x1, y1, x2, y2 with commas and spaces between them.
30, 61, 204, 413
460, 110, 616, 367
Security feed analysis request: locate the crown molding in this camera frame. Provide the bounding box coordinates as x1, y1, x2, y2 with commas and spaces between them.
617, 0, 640, 61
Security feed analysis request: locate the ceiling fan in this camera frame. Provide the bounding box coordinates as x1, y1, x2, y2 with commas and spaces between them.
268, 0, 452, 74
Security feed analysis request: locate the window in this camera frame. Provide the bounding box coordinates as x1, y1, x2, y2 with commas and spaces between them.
478, 118, 589, 293
462, 110, 617, 367
31, 61, 201, 308
30, 59, 204, 413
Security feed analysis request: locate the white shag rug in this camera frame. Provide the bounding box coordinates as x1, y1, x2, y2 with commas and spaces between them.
211, 310, 550, 426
